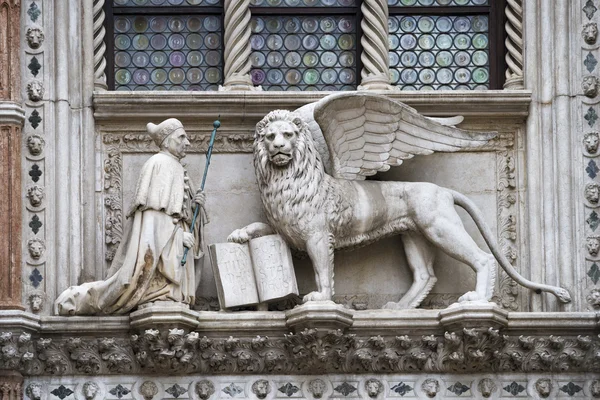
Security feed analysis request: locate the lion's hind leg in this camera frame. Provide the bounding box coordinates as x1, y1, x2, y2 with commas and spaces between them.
412, 188, 496, 303
383, 233, 436, 310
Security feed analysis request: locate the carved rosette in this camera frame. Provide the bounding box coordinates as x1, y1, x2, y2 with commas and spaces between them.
504, 0, 524, 89
93, 0, 107, 90
359, 0, 395, 90
221, 0, 255, 91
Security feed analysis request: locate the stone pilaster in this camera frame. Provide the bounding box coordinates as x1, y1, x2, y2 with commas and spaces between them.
0, 0, 24, 311
220, 0, 256, 91
359, 0, 395, 90
0, 371, 23, 400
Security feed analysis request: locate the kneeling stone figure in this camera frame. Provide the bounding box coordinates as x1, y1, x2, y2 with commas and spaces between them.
55, 118, 207, 315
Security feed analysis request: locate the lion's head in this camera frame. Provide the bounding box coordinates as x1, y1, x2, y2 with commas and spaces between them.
253, 110, 325, 244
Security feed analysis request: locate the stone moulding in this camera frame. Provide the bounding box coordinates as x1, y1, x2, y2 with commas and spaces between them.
2, 326, 600, 376
0, 310, 598, 376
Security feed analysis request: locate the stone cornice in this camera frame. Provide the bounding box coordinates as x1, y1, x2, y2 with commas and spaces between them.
0, 101, 25, 126
92, 90, 532, 125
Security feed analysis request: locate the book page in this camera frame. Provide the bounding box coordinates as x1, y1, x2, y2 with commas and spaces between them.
209, 243, 259, 308
248, 234, 299, 302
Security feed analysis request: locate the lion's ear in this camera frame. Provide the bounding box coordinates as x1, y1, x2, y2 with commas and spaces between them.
291, 116, 304, 130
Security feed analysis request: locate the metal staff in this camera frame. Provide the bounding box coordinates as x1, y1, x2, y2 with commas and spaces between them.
181, 117, 221, 266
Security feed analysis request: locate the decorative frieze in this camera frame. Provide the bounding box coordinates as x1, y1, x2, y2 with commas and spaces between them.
5, 328, 600, 376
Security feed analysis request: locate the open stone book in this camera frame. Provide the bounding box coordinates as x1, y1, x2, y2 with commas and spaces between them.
209, 234, 299, 309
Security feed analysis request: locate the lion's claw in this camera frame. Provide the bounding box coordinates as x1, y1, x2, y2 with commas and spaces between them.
458, 291, 485, 303
302, 291, 331, 302
227, 228, 250, 243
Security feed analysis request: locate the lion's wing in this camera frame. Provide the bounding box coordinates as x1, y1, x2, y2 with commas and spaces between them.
311, 92, 497, 180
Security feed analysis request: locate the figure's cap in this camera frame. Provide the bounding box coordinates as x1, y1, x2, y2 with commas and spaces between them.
147, 118, 184, 147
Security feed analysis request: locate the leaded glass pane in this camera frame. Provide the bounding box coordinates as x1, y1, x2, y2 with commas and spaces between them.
388, 15, 489, 90
250, 0, 356, 7
388, 0, 488, 6
250, 16, 357, 91
114, 0, 221, 6
113, 15, 222, 90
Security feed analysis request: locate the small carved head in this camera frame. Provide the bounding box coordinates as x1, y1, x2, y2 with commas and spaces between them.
27, 134, 45, 156
26, 27, 45, 49
29, 293, 43, 312
535, 378, 552, 398
25, 382, 43, 400
583, 76, 599, 98
195, 380, 215, 400
421, 379, 439, 398
587, 236, 600, 256
587, 288, 600, 309
586, 182, 600, 204
251, 379, 271, 399
308, 379, 327, 399
584, 132, 600, 154
28, 238, 46, 259
27, 185, 44, 207
590, 380, 600, 397
477, 378, 497, 398
583, 23, 599, 44
365, 379, 383, 398
27, 80, 44, 102
139, 381, 158, 400
82, 381, 99, 400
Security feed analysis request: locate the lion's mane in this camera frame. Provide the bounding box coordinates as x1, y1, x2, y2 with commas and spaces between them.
254, 110, 327, 246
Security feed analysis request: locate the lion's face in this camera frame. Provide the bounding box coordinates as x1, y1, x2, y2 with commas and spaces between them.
263, 120, 298, 167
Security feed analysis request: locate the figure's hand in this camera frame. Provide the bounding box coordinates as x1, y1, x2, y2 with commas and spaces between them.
194, 189, 206, 206
183, 232, 196, 249
227, 228, 250, 243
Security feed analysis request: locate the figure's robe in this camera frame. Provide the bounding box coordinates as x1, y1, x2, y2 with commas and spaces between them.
54, 152, 206, 315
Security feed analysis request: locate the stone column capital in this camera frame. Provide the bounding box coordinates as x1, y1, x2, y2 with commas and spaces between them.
0, 101, 25, 127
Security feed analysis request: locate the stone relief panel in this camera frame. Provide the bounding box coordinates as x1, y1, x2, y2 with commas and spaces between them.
99, 119, 522, 310
22, 374, 600, 399
22, 0, 48, 314
582, 0, 600, 310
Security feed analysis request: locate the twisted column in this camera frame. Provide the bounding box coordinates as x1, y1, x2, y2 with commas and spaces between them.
359, 0, 395, 90
93, 0, 107, 90
504, 0, 524, 89
221, 0, 257, 90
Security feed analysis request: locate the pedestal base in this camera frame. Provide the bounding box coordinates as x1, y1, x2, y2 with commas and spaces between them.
438, 301, 509, 331
130, 301, 198, 331
285, 301, 354, 332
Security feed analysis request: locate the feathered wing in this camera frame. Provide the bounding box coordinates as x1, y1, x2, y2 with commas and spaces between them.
303, 92, 497, 180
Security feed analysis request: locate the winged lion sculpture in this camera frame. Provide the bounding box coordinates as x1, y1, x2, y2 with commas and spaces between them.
228, 92, 571, 309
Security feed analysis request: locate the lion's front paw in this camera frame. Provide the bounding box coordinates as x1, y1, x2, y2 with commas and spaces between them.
227, 228, 250, 243
302, 291, 332, 302
458, 291, 486, 303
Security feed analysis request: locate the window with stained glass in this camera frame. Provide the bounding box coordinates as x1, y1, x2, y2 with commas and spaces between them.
106, 0, 224, 90
249, 0, 360, 91
388, 0, 505, 90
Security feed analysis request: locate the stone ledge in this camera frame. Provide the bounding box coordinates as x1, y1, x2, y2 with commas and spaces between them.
0, 100, 25, 126
93, 90, 532, 124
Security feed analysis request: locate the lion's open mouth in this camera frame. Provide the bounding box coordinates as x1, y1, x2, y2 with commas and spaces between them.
270, 152, 291, 165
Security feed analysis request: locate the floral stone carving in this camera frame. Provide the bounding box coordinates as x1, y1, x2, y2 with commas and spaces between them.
229, 92, 571, 308
5, 328, 600, 376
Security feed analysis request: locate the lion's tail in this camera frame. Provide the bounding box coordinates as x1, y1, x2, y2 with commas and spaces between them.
450, 189, 572, 304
